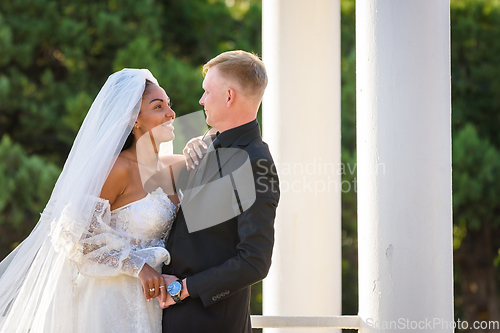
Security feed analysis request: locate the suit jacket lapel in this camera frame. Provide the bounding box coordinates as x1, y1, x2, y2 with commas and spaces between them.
180, 128, 216, 203
182, 122, 261, 204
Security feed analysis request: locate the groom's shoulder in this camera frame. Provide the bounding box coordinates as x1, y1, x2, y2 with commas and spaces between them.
243, 140, 278, 179
244, 138, 273, 160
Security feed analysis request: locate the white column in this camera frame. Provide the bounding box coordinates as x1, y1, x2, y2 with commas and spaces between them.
356, 1, 453, 332
262, 1, 341, 332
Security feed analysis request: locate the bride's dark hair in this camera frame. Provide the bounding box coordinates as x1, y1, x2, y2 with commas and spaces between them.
121, 79, 155, 151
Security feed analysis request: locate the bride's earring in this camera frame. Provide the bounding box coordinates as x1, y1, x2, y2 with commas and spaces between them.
132, 123, 139, 134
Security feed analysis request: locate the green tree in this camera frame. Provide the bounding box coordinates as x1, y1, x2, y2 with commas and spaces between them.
0, 135, 60, 258
451, 0, 500, 329
453, 124, 500, 326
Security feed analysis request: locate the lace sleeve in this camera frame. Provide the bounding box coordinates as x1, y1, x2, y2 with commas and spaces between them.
51, 198, 168, 278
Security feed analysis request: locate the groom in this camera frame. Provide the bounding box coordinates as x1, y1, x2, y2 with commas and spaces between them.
161, 50, 280, 332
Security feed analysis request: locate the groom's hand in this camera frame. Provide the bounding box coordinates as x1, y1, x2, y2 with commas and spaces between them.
162, 294, 176, 308
159, 274, 178, 308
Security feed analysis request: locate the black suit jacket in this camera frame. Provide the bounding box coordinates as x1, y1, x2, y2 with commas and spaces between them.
162, 120, 280, 333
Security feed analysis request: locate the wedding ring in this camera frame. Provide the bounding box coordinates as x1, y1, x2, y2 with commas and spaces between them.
149, 288, 155, 292
159, 286, 165, 289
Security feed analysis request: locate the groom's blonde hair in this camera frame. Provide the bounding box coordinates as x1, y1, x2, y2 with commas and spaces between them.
203, 50, 268, 101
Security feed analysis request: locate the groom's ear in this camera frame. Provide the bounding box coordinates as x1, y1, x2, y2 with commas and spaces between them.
226, 88, 235, 106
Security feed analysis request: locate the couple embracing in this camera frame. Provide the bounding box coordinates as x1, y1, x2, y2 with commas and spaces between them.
0, 50, 280, 333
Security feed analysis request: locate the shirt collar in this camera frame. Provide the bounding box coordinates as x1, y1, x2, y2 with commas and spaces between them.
213, 119, 259, 148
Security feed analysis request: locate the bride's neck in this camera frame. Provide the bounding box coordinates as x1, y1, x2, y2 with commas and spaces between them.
129, 137, 158, 168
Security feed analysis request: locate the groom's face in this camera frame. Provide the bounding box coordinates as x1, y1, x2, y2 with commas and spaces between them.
199, 66, 227, 129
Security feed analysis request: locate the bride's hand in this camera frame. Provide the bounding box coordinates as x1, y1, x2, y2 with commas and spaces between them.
183, 137, 207, 170
138, 264, 165, 302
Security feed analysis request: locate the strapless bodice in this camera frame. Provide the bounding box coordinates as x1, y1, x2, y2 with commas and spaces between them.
110, 187, 176, 244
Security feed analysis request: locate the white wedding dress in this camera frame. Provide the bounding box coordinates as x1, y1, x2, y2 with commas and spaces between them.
0, 69, 176, 333
70, 187, 176, 333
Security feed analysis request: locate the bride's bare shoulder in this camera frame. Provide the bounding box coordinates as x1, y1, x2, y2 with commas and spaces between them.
100, 155, 133, 204
111, 154, 133, 177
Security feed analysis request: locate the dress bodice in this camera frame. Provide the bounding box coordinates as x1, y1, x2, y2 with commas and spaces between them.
64, 187, 176, 279
110, 187, 176, 245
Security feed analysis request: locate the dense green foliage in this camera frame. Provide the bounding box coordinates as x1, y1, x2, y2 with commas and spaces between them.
453, 124, 500, 231
451, 0, 500, 230
0, 135, 60, 252
339, 0, 358, 316
451, 0, 500, 325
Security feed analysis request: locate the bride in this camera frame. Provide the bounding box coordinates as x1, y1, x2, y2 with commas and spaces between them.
0, 69, 187, 332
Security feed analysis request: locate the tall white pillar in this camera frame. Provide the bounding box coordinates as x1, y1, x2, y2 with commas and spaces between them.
262, 1, 341, 332
356, 1, 453, 332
